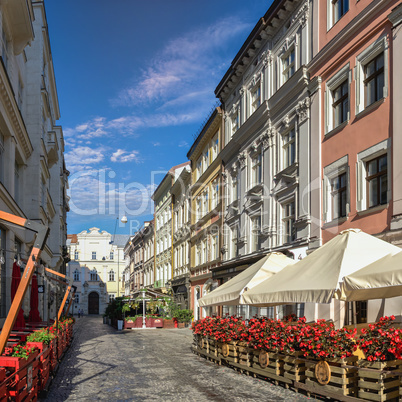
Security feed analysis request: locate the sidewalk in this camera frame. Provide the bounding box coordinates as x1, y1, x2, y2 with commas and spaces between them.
43, 316, 308, 401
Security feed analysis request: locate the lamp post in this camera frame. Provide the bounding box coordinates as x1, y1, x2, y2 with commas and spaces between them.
117, 216, 128, 297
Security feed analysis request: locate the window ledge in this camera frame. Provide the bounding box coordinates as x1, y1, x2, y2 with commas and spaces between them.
355, 97, 385, 121
324, 120, 349, 139
322, 216, 348, 229
356, 203, 388, 217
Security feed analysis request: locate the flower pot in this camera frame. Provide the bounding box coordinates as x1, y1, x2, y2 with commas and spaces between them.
0, 350, 39, 401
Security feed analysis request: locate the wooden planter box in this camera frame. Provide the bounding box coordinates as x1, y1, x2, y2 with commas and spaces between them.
217, 342, 236, 364
282, 351, 306, 383
163, 319, 175, 329
26, 342, 51, 392
124, 319, 137, 329
303, 356, 358, 398
357, 359, 402, 402
49, 339, 57, 372
249, 349, 286, 383
0, 351, 39, 402
0, 367, 6, 402
233, 342, 253, 367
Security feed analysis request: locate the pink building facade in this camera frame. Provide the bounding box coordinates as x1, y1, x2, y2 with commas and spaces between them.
308, 0, 402, 324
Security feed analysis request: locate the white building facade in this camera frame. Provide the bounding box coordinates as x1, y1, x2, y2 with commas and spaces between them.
66, 228, 129, 315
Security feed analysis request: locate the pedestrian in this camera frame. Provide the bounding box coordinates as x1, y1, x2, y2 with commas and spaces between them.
78, 309, 81, 318
81, 308, 84, 317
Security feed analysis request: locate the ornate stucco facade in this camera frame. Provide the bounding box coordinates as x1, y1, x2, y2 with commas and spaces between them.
66, 228, 129, 315
187, 108, 224, 320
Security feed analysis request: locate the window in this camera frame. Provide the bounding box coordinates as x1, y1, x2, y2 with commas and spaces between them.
332, 0, 349, 25
196, 243, 201, 266
250, 152, 262, 187
282, 128, 296, 169
282, 201, 295, 244
197, 197, 202, 220
109, 270, 115, 281
231, 110, 239, 135
203, 147, 210, 172
92, 251, 96, 260
109, 294, 115, 302
90, 270, 98, 281
230, 226, 238, 259
202, 239, 207, 264
250, 215, 261, 253
74, 250, 79, 260
366, 155, 387, 208
196, 158, 202, 180
211, 178, 219, 209
212, 234, 219, 261
211, 132, 219, 161
356, 37, 388, 114
364, 53, 384, 107
231, 172, 240, 203
110, 251, 114, 260
73, 270, 80, 281
331, 173, 347, 219
332, 80, 348, 127
203, 190, 209, 216
74, 293, 80, 304
282, 47, 295, 83
251, 85, 261, 113
325, 64, 350, 133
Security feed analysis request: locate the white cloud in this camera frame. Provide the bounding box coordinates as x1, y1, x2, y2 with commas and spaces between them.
112, 16, 250, 107
178, 141, 189, 148
65, 146, 106, 173
111, 149, 141, 163
152, 142, 160, 147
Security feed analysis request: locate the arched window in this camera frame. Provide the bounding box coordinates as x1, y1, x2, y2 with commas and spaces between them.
90, 269, 98, 281
73, 269, 80, 281
108, 270, 115, 282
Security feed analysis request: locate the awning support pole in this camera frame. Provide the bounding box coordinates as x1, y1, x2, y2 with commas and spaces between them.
0, 211, 49, 356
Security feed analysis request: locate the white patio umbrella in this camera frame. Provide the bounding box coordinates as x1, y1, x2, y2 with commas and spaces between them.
242, 229, 401, 306
340, 251, 402, 301
198, 252, 295, 307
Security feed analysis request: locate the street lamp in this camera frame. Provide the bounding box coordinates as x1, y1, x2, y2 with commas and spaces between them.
110, 216, 128, 298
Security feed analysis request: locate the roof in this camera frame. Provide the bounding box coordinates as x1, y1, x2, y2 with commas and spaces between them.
151, 161, 190, 201
187, 107, 221, 160
111, 234, 131, 247
67, 234, 77, 244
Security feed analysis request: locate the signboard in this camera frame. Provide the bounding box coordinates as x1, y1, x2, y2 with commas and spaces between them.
27, 365, 33, 390
38, 285, 45, 293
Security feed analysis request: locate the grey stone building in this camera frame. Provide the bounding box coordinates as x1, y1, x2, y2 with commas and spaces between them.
214, 0, 318, 319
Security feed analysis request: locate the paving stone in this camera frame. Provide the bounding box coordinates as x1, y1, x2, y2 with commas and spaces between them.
42, 316, 310, 401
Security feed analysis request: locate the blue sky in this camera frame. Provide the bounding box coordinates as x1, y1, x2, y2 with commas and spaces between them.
45, 0, 272, 236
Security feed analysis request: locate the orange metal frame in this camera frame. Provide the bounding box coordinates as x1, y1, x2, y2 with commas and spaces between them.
44, 268, 75, 320
0, 211, 49, 355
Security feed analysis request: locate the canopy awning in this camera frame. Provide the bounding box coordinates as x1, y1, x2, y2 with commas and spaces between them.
340, 251, 402, 301
198, 252, 295, 307
242, 229, 401, 306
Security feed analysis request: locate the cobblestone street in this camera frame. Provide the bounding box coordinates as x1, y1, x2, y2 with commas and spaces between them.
43, 316, 309, 401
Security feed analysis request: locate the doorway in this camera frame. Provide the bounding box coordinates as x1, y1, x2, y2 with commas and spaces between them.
88, 292, 99, 314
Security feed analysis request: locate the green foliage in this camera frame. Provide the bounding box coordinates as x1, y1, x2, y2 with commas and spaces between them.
26, 329, 56, 345
104, 297, 126, 319
175, 309, 193, 323
165, 300, 193, 322
11, 345, 36, 360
